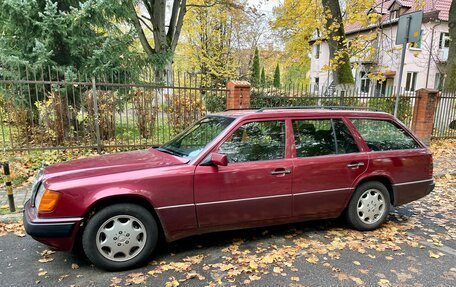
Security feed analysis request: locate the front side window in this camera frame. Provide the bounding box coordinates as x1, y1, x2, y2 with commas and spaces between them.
351, 119, 421, 151
292, 119, 358, 157
219, 120, 285, 163
160, 116, 234, 159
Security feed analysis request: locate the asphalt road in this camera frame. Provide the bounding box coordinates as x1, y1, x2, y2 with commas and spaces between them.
0, 179, 455, 287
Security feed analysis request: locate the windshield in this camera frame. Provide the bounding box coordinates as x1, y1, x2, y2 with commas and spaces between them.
159, 116, 235, 160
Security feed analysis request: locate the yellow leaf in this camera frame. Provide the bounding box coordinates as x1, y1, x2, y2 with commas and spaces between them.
38, 271, 47, 277
249, 262, 258, 271
350, 276, 363, 285
291, 277, 300, 282
429, 251, 440, 258
353, 261, 361, 266
378, 278, 390, 287
273, 267, 283, 274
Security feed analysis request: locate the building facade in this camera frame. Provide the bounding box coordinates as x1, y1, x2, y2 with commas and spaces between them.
309, 0, 451, 96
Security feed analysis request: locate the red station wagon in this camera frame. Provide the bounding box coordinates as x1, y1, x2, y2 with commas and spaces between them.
24, 108, 435, 270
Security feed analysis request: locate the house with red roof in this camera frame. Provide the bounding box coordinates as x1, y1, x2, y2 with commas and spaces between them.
309, 0, 451, 96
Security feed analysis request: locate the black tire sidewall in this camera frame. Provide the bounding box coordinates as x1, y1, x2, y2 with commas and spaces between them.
346, 181, 391, 231
82, 203, 158, 271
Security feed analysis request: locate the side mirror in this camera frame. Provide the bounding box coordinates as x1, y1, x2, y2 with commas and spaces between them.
210, 152, 228, 166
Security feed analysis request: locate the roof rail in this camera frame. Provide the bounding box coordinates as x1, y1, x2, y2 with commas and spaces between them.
256, 106, 379, 112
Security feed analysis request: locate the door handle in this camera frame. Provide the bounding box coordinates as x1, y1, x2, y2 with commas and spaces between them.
347, 162, 365, 169
271, 168, 292, 175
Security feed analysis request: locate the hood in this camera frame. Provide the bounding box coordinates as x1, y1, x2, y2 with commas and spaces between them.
42, 148, 188, 184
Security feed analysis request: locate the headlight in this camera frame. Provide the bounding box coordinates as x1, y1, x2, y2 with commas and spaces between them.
35, 184, 60, 212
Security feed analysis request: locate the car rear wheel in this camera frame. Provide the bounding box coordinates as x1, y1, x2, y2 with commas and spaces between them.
82, 203, 158, 271
346, 181, 391, 231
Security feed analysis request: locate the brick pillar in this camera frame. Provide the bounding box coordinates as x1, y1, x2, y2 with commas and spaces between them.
411, 89, 440, 145
226, 81, 250, 110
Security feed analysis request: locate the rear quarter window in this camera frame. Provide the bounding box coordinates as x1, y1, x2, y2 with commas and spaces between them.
351, 119, 421, 151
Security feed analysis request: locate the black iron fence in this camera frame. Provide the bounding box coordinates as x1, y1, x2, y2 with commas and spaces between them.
250, 86, 418, 127
433, 90, 456, 139
0, 66, 228, 152
1, 65, 455, 153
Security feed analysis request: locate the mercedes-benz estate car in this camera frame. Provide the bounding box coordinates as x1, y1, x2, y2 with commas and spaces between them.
24, 108, 434, 270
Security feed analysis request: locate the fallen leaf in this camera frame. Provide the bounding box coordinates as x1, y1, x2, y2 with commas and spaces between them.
71, 263, 79, 269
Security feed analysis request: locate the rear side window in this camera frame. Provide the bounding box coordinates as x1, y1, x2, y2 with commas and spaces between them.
292, 119, 359, 157
351, 119, 421, 151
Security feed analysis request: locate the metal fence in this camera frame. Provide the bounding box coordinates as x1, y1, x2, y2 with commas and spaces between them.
250, 86, 419, 127
433, 90, 456, 139
1, 65, 454, 153
0, 66, 228, 152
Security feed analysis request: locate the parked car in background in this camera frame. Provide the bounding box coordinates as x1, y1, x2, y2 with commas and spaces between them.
24, 107, 434, 270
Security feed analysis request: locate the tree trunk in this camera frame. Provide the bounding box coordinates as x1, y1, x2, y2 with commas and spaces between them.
321, 0, 354, 86
445, 0, 456, 90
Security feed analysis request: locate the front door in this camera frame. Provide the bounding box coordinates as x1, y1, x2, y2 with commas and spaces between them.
291, 118, 368, 218
194, 119, 293, 228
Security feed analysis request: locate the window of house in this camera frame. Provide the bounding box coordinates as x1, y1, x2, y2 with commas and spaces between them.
390, 10, 399, 20
312, 77, 320, 93
218, 120, 285, 163
439, 32, 450, 49
292, 119, 358, 157
314, 44, 321, 59
351, 119, 421, 151
360, 71, 370, 93
434, 73, 445, 91
405, 72, 417, 91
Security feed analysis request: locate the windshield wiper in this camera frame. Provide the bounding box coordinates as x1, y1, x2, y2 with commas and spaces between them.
157, 147, 186, 157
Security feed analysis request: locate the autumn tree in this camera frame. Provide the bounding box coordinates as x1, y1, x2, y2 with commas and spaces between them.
273, 63, 281, 88
273, 0, 377, 87
131, 0, 241, 82
321, 0, 354, 85
251, 47, 261, 86
445, 0, 456, 90
180, 0, 239, 85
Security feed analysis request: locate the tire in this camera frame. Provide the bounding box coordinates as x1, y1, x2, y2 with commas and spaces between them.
346, 181, 391, 231
82, 203, 158, 271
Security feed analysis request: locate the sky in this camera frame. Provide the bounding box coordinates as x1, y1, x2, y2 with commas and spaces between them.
247, 0, 282, 14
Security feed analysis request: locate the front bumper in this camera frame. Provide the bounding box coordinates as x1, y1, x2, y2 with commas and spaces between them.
23, 200, 83, 250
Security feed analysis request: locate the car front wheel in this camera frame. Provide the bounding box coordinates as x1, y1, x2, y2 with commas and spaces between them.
82, 203, 158, 271
346, 181, 391, 231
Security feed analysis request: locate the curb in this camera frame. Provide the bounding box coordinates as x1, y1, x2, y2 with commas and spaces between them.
0, 211, 22, 223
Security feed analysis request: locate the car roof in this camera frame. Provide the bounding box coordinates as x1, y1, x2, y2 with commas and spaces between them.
214, 108, 394, 120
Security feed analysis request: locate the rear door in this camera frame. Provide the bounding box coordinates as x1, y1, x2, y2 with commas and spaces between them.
291, 118, 368, 218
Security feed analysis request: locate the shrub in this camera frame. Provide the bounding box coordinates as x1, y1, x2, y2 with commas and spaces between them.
131, 89, 158, 139
166, 92, 206, 135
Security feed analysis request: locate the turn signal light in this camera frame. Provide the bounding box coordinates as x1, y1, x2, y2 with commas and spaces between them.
38, 190, 60, 212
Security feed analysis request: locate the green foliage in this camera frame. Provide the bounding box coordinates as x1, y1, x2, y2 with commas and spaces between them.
261, 67, 266, 87
204, 92, 226, 113
368, 96, 412, 124
251, 47, 260, 86
0, 0, 144, 76
273, 64, 281, 88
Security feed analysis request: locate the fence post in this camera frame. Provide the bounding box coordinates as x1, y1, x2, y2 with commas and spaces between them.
411, 89, 440, 145
226, 81, 251, 110
2, 162, 15, 212
92, 77, 102, 154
